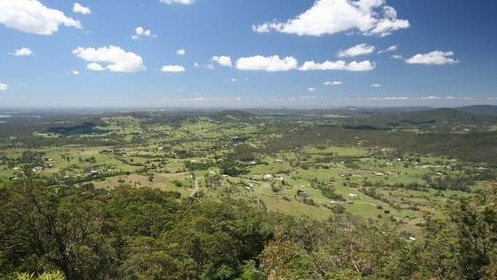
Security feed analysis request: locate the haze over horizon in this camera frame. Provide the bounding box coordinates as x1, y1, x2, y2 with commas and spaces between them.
1, 0, 496, 108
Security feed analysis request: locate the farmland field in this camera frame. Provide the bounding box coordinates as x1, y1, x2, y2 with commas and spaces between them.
1, 108, 496, 233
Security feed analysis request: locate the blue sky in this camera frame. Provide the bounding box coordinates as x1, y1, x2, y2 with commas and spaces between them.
1, 0, 496, 108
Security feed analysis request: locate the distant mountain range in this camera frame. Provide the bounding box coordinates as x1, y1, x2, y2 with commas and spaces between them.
454, 105, 497, 116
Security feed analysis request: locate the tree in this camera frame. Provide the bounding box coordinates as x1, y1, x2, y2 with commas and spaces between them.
448, 182, 497, 279
0, 180, 117, 279
388, 181, 497, 280
260, 215, 406, 279
118, 237, 197, 280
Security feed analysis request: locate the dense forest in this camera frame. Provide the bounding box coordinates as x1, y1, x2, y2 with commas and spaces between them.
1, 179, 496, 279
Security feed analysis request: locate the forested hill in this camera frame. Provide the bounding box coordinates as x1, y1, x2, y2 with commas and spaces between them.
341, 107, 497, 132
455, 105, 497, 117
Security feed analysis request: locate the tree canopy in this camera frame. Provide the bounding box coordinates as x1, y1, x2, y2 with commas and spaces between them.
1, 180, 497, 279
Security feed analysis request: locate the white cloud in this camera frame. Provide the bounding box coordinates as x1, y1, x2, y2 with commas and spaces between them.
338, 43, 375, 57
132, 26, 155, 40
236, 55, 298, 72
371, 83, 381, 87
252, 0, 409, 37
420, 95, 442, 100
86, 62, 105, 71
0, 82, 8, 91
212, 56, 232, 67
0, 0, 81, 35
367, 6, 409, 36
378, 45, 397, 54
10, 47, 34, 56
392, 54, 404, 60
176, 49, 186, 56
73, 45, 146, 73
406, 50, 458, 65
160, 0, 195, 4
444, 96, 476, 101
73, 3, 91, 15
161, 64, 185, 73
324, 81, 342, 86
252, 23, 271, 33
72, 70, 80, 75
308, 87, 316, 91
299, 60, 375, 71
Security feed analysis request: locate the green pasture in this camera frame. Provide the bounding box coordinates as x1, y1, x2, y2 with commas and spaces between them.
254, 191, 333, 220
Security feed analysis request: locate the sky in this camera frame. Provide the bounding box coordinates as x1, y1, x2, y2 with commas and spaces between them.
0, 0, 496, 108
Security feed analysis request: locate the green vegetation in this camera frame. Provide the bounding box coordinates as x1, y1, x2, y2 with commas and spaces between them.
0, 106, 496, 279
1, 180, 496, 279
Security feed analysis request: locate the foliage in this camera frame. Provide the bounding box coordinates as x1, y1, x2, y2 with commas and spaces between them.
380, 182, 497, 279
6, 271, 64, 280
47, 120, 109, 136
1, 180, 497, 279
218, 157, 249, 177
0, 180, 272, 279
260, 215, 407, 279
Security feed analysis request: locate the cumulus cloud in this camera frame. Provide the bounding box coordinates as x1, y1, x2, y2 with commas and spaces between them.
236, 55, 298, 72
72, 70, 80, 75
10, 47, 34, 56
378, 45, 397, 54
0, 0, 81, 35
324, 81, 343, 86
406, 50, 458, 65
73, 45, 145, 73
0, 82, 8, 91
232, 55, 374, 72
160, 0, 195, 4
212, 56, 232, 67
367, 6, 409, 36
86, 62, 105, 71
132, 26, 155, 40
73, 3, 91, 15
370, 83, 381, 87
338, 43, 375, 58
176, 48, 186, 56
252, 0, 409, 37
161, 65, 185, 73
299, 60, 375, 71
308, 87, 316, 92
